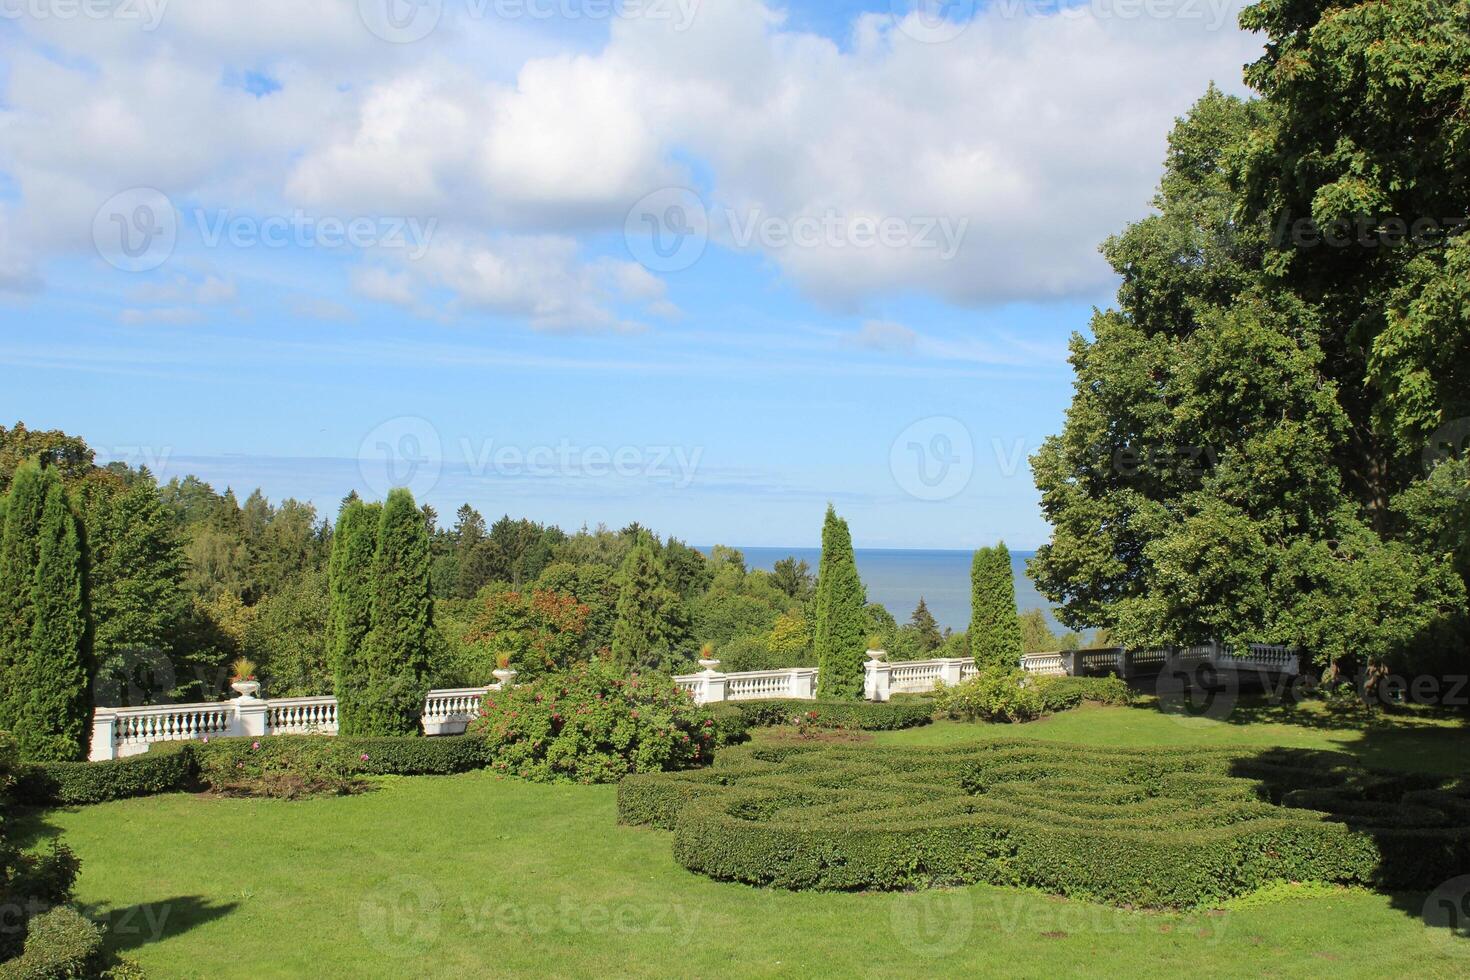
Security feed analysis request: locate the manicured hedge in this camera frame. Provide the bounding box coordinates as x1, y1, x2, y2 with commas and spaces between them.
617, 738, 1470, 908
707, 699, 932, 733
15, 743, 194, 806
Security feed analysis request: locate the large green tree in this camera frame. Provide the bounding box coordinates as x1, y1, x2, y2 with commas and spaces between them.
16, 475, 91, 761
348, 489, 434, 736
1031, 0, 1470, 677
971, 543, 1022, 671
812, 505, 867, 699
0, 460, 47, 731
610, 533, 685, 671
328, 496, 380, 734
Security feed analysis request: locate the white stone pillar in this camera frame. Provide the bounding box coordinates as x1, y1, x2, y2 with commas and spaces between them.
702, 669, 727, 704
939, 658, 964, 688
864, 651, 891, 702
89, 710, 117, 762
232, 695, 268, 738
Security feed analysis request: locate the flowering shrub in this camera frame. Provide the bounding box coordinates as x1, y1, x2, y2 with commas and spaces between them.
470, 660, 716, 783
934, 668, 1134, 722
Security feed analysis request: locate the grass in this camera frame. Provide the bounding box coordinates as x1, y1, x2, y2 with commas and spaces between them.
20, 698, 1470, 978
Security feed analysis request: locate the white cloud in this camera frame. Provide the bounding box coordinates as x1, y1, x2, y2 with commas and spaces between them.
847, 319, 917, 353
0, 0, 1262, 322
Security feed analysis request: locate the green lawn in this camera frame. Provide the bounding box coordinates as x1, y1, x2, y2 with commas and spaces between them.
22, 699, 1470, 978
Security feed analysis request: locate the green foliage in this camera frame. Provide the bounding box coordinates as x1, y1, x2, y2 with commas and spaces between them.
0, 906, 105, 980
460, 588, 589, 682
0, 461, 47, 733
812, 506, 867, 699
15, 478, 91, 762
706, 698, 932, 732
328, 498, 379, 733
1032, 4, 1470, 673
469, 660, 716, 783
970, 543, 1022, 671
934, 668, 1132, 723
610, 534, 685, 672
355, 489, 433, 736
244, 568, 330, 697
0, 734, 81, 964
16, 744, 195, 805
618, 738, 1470, 908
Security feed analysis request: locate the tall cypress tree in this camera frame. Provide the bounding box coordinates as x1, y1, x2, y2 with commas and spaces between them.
17, 475, 91, 761
356, 488, 432, 735
0, 460, 47, 731
330, 496, 381, 735
971, 542, 1023, 671
813, 505, 867, 699
610, 532, 681, 671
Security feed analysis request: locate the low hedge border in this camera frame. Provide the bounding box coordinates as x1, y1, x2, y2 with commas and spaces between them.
0, 906, 143, 980
707, 699, 932, 733
617, 738, 1470, 908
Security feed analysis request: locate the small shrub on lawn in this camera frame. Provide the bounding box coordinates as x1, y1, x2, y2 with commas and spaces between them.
711, 699, 932, 732
617, 738, 1470, 908
469, 660, 716, 783
192, 734, 492, 797
934, 668, 1131, 722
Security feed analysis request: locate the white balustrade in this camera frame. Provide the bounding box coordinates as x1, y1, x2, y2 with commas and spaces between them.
266, 696, 339, 736
1018, 653, 1065, 677
674, 667, 818, 705
421, 686, 495, 736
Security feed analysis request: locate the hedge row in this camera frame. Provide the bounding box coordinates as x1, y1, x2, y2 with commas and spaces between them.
15, 735, 492, 805
706, 698, 932, 733
0, 906, 142, 980
617, 738, 1470, 908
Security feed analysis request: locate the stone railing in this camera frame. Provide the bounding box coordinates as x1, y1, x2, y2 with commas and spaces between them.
863, 654, 974, 702
673, 664, 818, 704
1024, 641, 1302, 681
90, 681, 508, 761
1018, 652, 1065, 676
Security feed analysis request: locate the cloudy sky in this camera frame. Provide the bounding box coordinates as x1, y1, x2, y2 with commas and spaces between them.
0, 0, 1262, 549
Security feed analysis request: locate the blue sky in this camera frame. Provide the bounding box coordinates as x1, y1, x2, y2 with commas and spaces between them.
0, 0, 1261, 549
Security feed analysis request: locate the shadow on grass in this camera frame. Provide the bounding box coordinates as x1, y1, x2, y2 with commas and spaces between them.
83, 895, 240, 956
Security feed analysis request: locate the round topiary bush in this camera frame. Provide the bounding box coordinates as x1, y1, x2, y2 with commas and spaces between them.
618, 738, 1470, 908
470, 660, 717, 783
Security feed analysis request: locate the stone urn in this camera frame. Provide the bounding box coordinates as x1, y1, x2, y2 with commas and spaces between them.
698, 657, 721, 671
230, 679, 261, 699
492, 668, 517, 689
865, 648, 887, 662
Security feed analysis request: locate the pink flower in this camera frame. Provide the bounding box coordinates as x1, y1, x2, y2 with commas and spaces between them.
360, 753, 370, 762
251, 741, 260, 750
201, 735, 209, 743
235, 761, 244, 769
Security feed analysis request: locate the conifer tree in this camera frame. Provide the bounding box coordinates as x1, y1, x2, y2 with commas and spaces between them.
610, 533, 681, 671
971, 542, 1023, 671
813, 505, 867, 699
329, 496, 381, 734
909, 597, 942, 654
358, 488, 433, 735
0, 460, 46, 731
17, 475, 90, 761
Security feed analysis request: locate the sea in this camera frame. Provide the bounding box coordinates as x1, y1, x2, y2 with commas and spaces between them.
708, 547, 1063, 635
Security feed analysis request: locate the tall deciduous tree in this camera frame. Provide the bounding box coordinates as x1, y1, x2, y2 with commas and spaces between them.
813, 505, 867, 699
17, 475, 91, 761
971, 543, 1022, 671
1031, 2, 1470, 676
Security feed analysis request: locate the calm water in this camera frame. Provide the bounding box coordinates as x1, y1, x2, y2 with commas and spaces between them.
708, 547, 1060, 634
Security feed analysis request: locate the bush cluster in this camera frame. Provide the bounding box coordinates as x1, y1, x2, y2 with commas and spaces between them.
15, 744, 195, 806
617, 738, 1470, 908
933, 668, 1131, 722
469, 660, 717, 783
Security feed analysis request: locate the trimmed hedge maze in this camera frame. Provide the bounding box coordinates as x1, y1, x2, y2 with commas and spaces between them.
618, 739, 1470, 908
